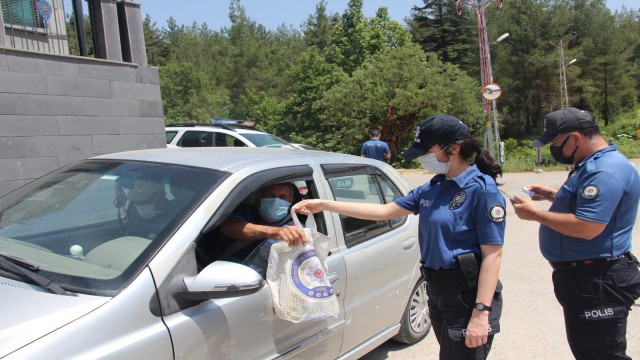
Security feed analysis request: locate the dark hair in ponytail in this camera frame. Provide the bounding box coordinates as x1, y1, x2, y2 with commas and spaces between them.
445, 137, 502, 181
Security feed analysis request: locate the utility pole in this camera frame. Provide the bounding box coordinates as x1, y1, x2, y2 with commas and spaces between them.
558, 37, 569, 107
456, 0, 504, 159
549, 34, 576, 108
603, 62, 609, 126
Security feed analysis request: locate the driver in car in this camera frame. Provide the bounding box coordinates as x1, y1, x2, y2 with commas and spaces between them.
125, 173, 170, 240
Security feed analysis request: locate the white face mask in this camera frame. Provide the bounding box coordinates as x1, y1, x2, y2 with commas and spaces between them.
135, 203, 160, 220
417, 147, 450, 174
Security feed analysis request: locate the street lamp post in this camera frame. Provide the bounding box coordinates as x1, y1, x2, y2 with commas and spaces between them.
490, 32, 508, 164
457, 0, 505, 159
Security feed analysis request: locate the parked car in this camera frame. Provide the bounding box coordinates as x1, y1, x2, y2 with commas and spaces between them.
0, 148, 430, 359
166, 123, 295, 149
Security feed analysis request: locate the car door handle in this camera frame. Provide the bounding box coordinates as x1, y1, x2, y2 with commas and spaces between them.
402, 237, 417, 251
328, 272, 339, 283
327, 272, 340, 296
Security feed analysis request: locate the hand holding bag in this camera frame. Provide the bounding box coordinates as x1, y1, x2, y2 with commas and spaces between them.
266, 212, 340, 323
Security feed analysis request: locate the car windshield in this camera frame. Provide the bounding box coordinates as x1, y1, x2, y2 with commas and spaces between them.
0, 160, 227, 296
241, 133, 292, 148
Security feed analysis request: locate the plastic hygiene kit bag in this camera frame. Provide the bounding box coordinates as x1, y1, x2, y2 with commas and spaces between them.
266, 212, 340, 323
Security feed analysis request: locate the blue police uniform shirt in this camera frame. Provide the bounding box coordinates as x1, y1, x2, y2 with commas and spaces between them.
361, 139, 390, 162
394, 165, 506, 270
539, 145, 640, 261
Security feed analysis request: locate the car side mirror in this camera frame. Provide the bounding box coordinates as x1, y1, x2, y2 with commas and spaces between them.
182, 261, 264, 300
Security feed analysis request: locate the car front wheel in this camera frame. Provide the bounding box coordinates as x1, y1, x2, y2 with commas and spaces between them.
393, 277, 430, 344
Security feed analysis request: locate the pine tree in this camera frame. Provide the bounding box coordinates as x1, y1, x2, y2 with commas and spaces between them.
408, 0, 477, 74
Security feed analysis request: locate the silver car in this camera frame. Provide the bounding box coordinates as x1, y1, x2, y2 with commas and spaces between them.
0, 148, 430, 359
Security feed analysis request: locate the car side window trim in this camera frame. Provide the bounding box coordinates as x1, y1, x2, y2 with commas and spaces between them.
321, 164, 407, 248
203, 165, 316, 233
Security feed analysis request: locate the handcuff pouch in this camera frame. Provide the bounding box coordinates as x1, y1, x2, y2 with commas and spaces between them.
457, 252, 479, 290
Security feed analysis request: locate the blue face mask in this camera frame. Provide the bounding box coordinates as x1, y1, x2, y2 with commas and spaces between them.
259, 197, 291, 223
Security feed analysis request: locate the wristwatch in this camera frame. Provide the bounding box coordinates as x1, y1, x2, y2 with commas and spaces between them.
474, 303, 492, 312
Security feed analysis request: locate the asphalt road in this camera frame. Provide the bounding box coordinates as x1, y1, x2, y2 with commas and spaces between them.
361, 159, 640, 360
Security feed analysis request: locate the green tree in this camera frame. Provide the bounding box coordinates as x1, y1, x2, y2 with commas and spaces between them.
408, 0, 477, 75
224, 0, 301, 120
325, 0, 369, 75
149, 0, 639, 150
616, 9, 640, 105
142, 15, 165, 66
303, 0, 337, 50
367, 7, 413, 56
244, 92, 287, 136
317, 44, 482, 161
491, 0, 639, 138
566, 0, 637, 123
65, 13, 93, 56
284, 47, 346, 148
160, 62, 231, 123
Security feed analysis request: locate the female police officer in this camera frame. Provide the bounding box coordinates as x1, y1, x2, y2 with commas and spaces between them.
293, 115, 506, 359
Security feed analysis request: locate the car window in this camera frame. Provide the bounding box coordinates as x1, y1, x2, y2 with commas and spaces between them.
0, 160, 228, 295
322, 165, 407, 248
178, 130, 213, 147
376, 173, 406, 228
241, 133, 291, 148
166, 131, 178, 144
214, 133, 247, 147
196, 174, 324, 276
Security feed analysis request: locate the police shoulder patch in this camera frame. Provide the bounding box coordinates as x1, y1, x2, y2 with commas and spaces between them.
581, 184, 599, 199
489, 204, 506, 222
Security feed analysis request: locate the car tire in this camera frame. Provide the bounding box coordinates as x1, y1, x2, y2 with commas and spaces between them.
393, 277, 430, 344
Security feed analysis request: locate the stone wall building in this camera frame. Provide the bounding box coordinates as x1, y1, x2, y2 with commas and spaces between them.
0, 0, 165, 197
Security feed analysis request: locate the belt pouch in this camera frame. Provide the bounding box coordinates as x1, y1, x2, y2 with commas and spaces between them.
457, 252, 478, 290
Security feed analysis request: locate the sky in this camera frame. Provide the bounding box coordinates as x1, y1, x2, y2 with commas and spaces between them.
135, 0, 635, 31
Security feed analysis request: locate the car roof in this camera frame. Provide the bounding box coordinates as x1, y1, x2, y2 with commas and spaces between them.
166, 123, 262, 133
94, 147, 378, 173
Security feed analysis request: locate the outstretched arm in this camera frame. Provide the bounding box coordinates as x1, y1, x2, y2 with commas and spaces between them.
293, 199, 412, 220
221, 219, 306, 246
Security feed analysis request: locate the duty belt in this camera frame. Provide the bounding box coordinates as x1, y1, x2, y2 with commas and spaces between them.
549, 252, 635, 271
420, 267, 464, 283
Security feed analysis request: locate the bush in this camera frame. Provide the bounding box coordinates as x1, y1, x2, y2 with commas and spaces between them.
600, 109, 640, 158
395, 109, 640, 172
600, 110, 640, 141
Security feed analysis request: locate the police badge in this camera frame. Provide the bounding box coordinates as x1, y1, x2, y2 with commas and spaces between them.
489, 205, 506, 222
581, 184, 599, 199
449, 191, 466, 210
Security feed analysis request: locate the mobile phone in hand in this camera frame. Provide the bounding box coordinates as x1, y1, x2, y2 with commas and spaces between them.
522, 186, 535, 197
498, 188, 521, 204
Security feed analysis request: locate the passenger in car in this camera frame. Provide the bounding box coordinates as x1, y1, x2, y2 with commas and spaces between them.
220, 182, 306, 275
294, 114, 506, 359
124, 173, 170, 240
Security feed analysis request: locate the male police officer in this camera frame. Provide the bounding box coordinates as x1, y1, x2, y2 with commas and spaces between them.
512, 107, 640, 360
361, 129, 391, 163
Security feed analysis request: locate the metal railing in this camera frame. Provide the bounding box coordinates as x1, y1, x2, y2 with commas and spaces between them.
1, 0, 69, 55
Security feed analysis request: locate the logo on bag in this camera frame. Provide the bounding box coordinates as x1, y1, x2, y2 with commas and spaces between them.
290, 249, 335, 299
